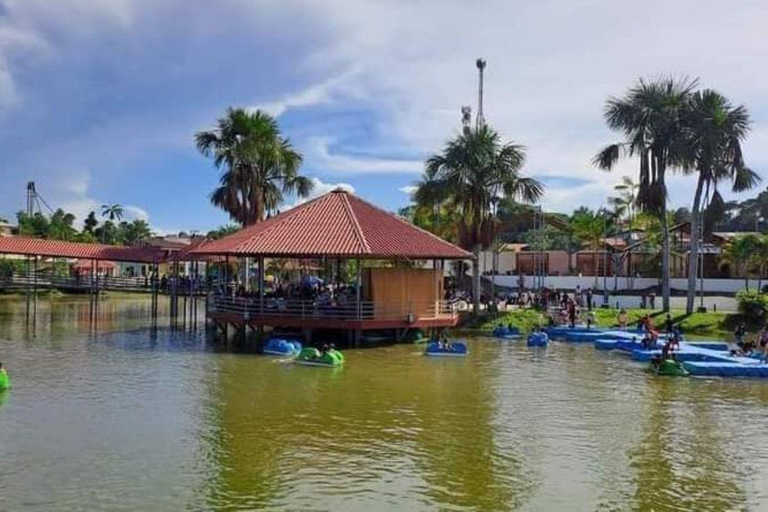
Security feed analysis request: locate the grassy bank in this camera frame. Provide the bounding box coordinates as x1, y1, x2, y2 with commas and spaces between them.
461, 307, 741, 338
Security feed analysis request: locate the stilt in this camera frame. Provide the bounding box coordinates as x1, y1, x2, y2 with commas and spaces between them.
32, 256, 38, 334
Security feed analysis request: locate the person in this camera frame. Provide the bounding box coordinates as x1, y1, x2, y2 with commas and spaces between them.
617, 309, 628, 329
586, 288, 593, 311
641, 333, 654, 350
567, 300, 577, 328
320, 344, 330, 355
664, 314, 674, 334
661, 339, 673, 361
439, 332, 452, 351
761, 327, 768, 363
0, 362, 9, 390
670, 327, 682, 351
586, 310, 596, 330
649, 292, 656, 310
734, 323, 747, 344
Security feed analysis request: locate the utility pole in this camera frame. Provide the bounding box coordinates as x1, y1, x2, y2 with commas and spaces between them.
476, 58, 486, 129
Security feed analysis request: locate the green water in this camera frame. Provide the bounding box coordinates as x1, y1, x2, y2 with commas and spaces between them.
1, 297, 768, 511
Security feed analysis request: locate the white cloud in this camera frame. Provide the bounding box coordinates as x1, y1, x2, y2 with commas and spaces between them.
252, 69, 360, 118
399, 185, 417, 195
283, 177, 355, 211
309, 137, 422, 174
40, 169, 150, 225
291, 0, 768, 210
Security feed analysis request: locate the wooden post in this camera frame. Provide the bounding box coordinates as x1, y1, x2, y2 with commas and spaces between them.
356, 258, 362, 320
258, 255, 264, 315
32, 256, 38, 330
25, 255, 31, 324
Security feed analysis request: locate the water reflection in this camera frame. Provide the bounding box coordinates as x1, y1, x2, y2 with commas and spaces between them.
2, 296, 768, 511
204, 347, 529, 511
631, 378, 747, 511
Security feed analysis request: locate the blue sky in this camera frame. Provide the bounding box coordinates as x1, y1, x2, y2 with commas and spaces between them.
1, 0, 767, 234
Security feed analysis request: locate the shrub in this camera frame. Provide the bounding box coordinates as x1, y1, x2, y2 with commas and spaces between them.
736, 290, 768, 324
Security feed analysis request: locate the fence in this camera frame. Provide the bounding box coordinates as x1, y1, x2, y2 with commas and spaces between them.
209, 296, 458, 322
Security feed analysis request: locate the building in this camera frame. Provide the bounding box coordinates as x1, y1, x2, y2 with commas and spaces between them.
188, 189, 471, 343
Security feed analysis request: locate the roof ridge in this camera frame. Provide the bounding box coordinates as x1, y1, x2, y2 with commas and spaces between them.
347, 194, 473, 257
227, 193, 330, 252
339, 192, 371, 254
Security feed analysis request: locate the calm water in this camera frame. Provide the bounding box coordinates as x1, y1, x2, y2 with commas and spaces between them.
1, 297, 768, 511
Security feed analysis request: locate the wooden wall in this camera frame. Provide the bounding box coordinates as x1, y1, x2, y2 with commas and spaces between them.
365, 268, 442, 320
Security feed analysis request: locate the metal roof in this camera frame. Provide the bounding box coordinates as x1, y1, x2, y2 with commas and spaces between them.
0, 237, 166, 263
190, 189, 472, 260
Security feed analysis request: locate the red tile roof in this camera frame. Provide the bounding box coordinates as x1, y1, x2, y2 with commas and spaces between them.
0, 237, 166, 263
190, 189, 472, 260
71, 259, 117, 270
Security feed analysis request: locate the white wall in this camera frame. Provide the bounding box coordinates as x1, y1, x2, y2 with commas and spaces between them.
491, 274, 762, 294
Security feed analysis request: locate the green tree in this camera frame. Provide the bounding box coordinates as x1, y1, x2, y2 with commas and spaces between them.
752, 235, 768, 292
719, 234, 761, 290
95, 220, 119, 245
398, 203, 459, 244
48, 209, 77, 241
83, 211, 99, 234
17, 211, 50, 237
196, 108, 312, 226
683, 90, 760, 313
120, 219, 153, 246
206, 224, 241, 240
415, 123, 543, 314
594, 77, 696, 312
571, 209, 611, 288
608, 175, 639, 230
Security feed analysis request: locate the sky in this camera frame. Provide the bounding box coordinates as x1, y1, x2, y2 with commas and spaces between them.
0, 0, 767, 234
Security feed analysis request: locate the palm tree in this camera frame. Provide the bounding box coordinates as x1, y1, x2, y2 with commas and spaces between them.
415, 124, 543, 314
571, 209, 610, 289
683, 90, 760, 313
608, 176, 639, 230
101, 204, 124, 222
594, 77, 697, 312
720, 234, 761, 290
196, 108, 312, 226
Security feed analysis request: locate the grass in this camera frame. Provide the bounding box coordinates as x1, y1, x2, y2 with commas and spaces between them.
461, 307, 741, 338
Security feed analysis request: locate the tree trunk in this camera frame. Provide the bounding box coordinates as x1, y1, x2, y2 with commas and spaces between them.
660, 216, 670, 312
686, 177, 705, 314
593, 251, 599, 290
472, 245, 481, 316
658, 159, 670, 312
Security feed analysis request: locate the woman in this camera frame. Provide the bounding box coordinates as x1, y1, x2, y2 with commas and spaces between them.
617, 309, 628, 329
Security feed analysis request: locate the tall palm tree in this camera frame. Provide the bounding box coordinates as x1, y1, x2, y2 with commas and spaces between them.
101, 204, 124, 222
594, 77, 697, 312
415, 124, 543, 314
196, 108, 312, 226
683, 90, 760, 313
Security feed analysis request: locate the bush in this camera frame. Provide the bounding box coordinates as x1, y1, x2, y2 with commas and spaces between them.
736, 290, 768, 324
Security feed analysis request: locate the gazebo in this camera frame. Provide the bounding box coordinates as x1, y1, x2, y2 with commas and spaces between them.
189, 188, 472, 344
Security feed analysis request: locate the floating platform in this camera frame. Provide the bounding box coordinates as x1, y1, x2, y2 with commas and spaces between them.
683, 361, 768, 378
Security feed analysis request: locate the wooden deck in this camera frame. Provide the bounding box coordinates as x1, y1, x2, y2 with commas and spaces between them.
207, 297, 459, 332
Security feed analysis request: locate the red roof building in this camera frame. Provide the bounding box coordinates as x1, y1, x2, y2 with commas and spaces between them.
190, 188, 471, 260
0, 237, 166, 263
